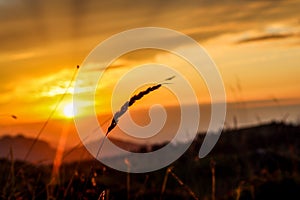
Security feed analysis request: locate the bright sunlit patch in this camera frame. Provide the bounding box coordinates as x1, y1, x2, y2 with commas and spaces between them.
63, 103, 76, 118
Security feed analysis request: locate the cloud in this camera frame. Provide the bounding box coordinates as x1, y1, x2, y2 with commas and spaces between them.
235, 32, 296, 44
0, 0, 298, 58
233, 21, 300, 44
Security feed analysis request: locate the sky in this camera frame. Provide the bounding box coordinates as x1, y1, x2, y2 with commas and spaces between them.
0, 0, 300, 147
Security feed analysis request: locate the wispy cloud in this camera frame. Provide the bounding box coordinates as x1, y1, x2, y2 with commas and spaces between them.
235, 32, 296, 44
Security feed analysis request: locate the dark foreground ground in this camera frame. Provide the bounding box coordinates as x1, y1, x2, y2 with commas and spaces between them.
1, 122, 300, 200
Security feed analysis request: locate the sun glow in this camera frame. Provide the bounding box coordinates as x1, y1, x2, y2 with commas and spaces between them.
63, 103, 75, 118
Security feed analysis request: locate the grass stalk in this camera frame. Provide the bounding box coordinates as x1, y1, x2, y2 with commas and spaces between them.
24, 65, 79, 161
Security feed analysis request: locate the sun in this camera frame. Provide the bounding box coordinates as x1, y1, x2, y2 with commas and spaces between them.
63, 103, 75, 118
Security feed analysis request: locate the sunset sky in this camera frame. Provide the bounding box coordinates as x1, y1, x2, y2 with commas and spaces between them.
0, 0, 300, 147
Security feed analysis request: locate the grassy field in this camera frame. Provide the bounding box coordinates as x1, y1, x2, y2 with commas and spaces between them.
1, 122, 299, 200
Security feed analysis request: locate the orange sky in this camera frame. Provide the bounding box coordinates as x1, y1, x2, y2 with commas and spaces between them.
0, 0, 300, 147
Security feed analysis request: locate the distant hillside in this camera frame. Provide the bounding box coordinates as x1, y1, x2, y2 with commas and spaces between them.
1, 122, 299, 165
0, 134, 56, 164
0, 134, 144, 164
206, 121, 300, 156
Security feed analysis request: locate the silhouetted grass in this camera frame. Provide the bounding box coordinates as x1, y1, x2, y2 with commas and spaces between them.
1, 122, 296, 199
96, 76, 175, 158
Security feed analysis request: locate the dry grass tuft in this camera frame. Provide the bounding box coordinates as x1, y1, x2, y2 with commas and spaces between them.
97, 76, 175, 157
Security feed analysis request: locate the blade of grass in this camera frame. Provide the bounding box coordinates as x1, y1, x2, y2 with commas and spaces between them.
168, 167, 199, 200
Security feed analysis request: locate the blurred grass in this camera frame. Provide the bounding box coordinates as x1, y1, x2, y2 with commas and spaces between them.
0, 122, 299, 199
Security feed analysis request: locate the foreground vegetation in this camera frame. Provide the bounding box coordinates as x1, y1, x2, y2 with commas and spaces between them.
1, 122, 300, 200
